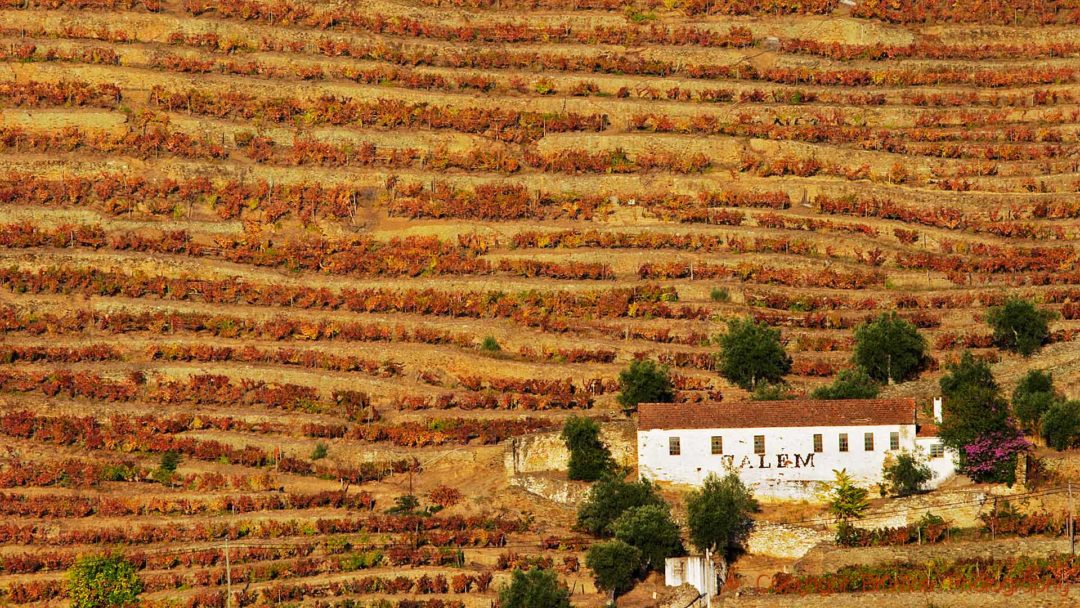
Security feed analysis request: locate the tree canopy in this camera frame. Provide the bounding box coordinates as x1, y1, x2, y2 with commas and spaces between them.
986, 299, 1055, 356
715, 318, 791, 391
822, 469, 869, 522
1012, 369, 1059, 433
852, 313, 928, 384
585, 540, 642, 600
498, 568, 572, 608
1041, 400, 1080, 451
576, 476, 666, 537
810, 369, 881, 400
940, 351, 998, 397
616, 359, 674, 412
882, 451, 932, 497
560, 416, 614, 482
938, 353, 1027, 483
612, 504, 684, 572
685, 472, 758, 558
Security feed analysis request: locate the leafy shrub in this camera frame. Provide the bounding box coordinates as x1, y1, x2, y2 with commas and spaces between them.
480, 335, 501, 352
810, 369, 880, 399
67, 554, 142, 608
822, 469, 869, 522
750, 382, 796, 400
710, 287, 729, 302
159, 451, 180, 472
427, 485, 464, 509
882, 451, 932, 497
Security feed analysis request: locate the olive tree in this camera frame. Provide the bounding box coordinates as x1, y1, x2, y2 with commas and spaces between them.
986, 299, 1056, 356
617, 359, 674, 412
852, 313, 928, 384
715, 318, 791, 391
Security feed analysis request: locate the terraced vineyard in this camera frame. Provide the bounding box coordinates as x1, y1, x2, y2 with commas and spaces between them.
1, 0, 1080, 606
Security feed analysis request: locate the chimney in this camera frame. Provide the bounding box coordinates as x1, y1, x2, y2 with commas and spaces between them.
933, 397, 943, 423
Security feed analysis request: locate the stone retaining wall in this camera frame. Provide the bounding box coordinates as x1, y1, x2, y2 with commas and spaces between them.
503, 421, 636, 475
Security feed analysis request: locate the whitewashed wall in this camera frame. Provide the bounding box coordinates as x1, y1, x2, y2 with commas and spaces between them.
915, 436, 958, 489
665, 555, 718, 599
638, 424, 918, 499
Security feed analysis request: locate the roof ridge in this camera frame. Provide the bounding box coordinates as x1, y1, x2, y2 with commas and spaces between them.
638, 398, 916, 431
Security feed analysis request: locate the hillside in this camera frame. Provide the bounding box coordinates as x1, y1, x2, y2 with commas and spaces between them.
0, 0, 1079, 606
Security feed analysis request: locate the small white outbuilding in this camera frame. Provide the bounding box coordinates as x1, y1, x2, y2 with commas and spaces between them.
637, 398, 955, 500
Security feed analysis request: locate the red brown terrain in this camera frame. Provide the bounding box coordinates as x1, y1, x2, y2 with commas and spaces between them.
1, 0, 1079, 606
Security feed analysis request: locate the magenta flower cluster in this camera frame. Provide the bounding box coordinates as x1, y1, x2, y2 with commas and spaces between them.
962, 428, 1030, 481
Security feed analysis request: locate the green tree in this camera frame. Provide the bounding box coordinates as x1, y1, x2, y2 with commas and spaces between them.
498, 568, 572, 608
1013, 369, 1059, 433
986, 299, 1056, 356
561, 416, 614, 482
1041, 400, 1080, 451
585, 540, 642, 602
810, 369, 881, 400
937, 353, 1010, 452
685, 472, 758, 558
617, 360, 674, 412
940, 351, 998, 397
151, 451, 181, 484
385, 494, 421, 516
882, 452, 932, 497
576, 477, 665, 537
159, 451, 180, 472
311, 442, 328, 460
852, 313, 927, 384
67, 554, 142, 608
715, 318, 791, 391
612, 504, 684, 572
822, 469, 869, 522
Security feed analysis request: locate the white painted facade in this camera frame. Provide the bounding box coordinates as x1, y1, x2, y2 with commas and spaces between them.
664, 554, 720, 603
916, 435, 959, 490
637, 399, 956, 500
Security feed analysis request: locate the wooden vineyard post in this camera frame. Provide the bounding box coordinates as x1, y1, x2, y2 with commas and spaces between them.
1070, 482, 1075, 555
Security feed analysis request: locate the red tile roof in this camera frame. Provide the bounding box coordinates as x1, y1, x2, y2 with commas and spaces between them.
916, 423, 940, 437
638, 399, 916, 430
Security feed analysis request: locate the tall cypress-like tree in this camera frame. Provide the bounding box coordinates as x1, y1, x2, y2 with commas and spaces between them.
560, 416, 614, 482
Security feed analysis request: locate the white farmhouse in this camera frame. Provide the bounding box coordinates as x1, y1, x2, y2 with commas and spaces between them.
637, 398, 955, 500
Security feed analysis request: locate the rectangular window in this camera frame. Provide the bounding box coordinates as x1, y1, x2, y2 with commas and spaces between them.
930, 443, 944, 459
890, 432, 900, 451
813, 434, 823, 453
754, 435, 765, 455
839, 433, 848, 452
711, 436, 723, 455
864, 432, 874, 451
669, 437, 681, 456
